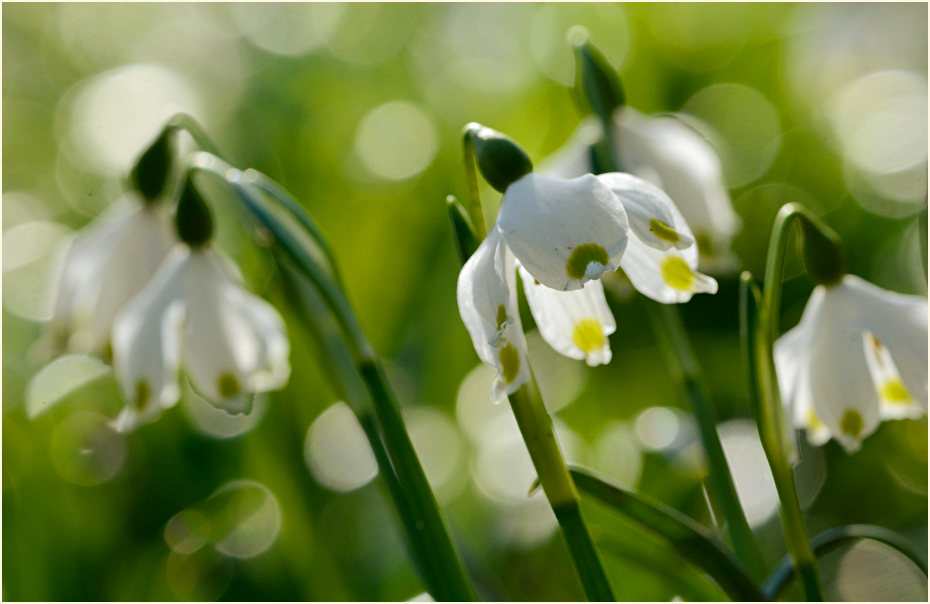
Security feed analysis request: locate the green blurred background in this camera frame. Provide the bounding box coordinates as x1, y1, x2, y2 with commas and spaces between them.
3, 3, 927, 601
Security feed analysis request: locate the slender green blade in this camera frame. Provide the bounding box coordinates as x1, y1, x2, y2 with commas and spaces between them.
568, 467, 766, 601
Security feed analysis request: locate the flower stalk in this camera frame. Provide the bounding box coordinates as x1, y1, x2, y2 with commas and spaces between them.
454, 136, 616, 600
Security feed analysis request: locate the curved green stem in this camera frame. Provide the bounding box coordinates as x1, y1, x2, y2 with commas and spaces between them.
741, 270, 822, 601
509, 383, 615, 601
763, 524, 928, 599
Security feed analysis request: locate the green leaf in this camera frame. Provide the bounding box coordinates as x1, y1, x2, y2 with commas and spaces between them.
568, 466, 767, 602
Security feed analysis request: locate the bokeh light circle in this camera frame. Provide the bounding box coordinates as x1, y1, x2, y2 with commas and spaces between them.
49, 411, 127, 486
354, 101, 438, 181
682, 84, 781, 187
305, 401, 378, 493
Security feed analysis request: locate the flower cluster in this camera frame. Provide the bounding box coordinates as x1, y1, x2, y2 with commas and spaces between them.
458, 144, 717, 400
50, 172, 290, 432
775, 275, 927, 452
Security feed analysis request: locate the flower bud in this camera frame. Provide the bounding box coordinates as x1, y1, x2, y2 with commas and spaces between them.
131, 129, 174, 202
798, 215, 846, 287
570, 27, 626, 126
466, 123, 533, 193
175, 173, 213, 247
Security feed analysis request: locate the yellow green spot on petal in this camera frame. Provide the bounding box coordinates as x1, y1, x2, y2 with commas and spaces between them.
881, 378, 911, 405
661, 256, 695, 291
134, 380, 150, 409
806, 408, 825, 431
218, 372, 241, 398
649, 219, 680, 243
499, 343, 520, 385
840, 409, 864, 439
496, 304, 508, 331
566, 243, 608, 280
572, 318, 605, 355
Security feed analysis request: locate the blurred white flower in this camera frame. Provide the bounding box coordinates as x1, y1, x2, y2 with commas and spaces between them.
774, 275, 927, 452
111, 245, 290, 432
545, 107, 740, 268
458, 169, 715, 399
49, 195, 174, 354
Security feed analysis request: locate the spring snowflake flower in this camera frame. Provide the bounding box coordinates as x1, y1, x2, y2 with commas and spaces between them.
458, 167, 710, 399
111, 244, 291, 432
49, 194, 174, 354
774, 275, 927, 452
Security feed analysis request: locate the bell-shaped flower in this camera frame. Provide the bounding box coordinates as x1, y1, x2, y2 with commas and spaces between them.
774, 275, 927, 452
111, 245, 291, 431
457, 229, 530, 402
49, 195, 174, 354
598, 173, 718, 304
519, 265, 615, 366
495, 172, 629, 292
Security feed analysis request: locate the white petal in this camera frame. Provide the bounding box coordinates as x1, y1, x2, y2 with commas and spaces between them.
839, 275, 928, 410
861, 331, 925, 421
807, 286, 882, 452
597, 172, 694, 252
179, 250, 291, 413
519, 265, 615, 366
619, 238, 717, 304
614, 107, 739, 254
111, 247, 190, 431
497, 173, 629, 291
51, 197, 174, 352
456, 230, 530, 401
774, 291, 829, 447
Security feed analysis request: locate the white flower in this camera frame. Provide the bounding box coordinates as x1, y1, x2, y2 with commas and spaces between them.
774, 275, 927, 452
49, 195, 174, 353
459, 169, 696, 397
111, 245, 290, 431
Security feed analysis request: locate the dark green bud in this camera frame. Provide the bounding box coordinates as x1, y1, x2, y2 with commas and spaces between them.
131, 129, 174, 202
466, 123, 533, 193
447, 195, 480, 263
175, 173, 213, 247
570, 27, 625, 125
798, 214, 846, 287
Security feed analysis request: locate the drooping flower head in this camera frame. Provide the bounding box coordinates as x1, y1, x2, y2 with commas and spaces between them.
457, 124, 716, 400
774, 275, 927, 452
111, 174, 290, 431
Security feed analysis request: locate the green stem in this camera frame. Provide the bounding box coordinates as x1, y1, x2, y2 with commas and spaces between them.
509, 384, 615, 601
763, 524, 929, 598
462, 128, 488, 239
643, 301, 767, 579
741, 271, 822, 601
165, 113, 227, 159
